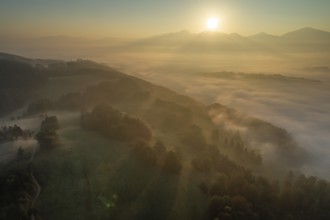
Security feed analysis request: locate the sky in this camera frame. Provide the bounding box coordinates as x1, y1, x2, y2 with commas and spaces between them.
1, 0, 330, 38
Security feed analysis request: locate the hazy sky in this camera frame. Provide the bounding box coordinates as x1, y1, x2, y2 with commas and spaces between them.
1, 0, 330, 38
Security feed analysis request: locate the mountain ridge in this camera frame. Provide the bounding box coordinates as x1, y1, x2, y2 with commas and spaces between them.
105, 27, 330, 54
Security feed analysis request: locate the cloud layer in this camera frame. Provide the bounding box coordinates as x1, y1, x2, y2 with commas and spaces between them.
129, 66, 330, 179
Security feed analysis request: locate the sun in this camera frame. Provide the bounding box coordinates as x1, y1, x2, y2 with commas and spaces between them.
206, 17, 220, 31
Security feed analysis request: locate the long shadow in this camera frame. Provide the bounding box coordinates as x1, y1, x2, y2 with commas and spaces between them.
179, 169, 209, 220
133, 173, 180, 220
101, 151, 180, 220
100, 152, 159, 219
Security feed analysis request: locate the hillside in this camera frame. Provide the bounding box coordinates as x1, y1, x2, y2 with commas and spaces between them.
0, 59, 47, 116
0, 54, 329, 220
0, 53, 310, 168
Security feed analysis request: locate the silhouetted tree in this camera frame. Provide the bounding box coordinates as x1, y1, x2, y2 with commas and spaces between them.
36, 115, 60, 150
40, 116, 59, 132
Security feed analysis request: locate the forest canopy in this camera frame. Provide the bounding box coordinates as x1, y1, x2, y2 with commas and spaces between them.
81, 104, 152, 142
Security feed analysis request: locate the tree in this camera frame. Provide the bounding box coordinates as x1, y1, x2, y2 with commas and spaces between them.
16, 147, 24, 160
36, 130, 59, 150
162, 151, 182, 175
181, 125, 207, 150
81, 104, 152, 141
191, 156, 212, 172
41, 116, 59, 132
207, 196, 232, 220
36, 115, 60, 150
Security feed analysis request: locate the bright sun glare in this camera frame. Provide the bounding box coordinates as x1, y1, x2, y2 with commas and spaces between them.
206, 17, 220, 31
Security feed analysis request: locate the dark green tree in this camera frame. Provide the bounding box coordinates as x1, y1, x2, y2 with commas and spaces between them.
162, 151, 182, 175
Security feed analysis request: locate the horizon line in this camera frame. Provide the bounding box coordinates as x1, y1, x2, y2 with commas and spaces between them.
1, 26, 329, 40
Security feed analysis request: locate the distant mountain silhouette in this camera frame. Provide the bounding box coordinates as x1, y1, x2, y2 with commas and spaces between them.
122, 30, 194, 49
248, 32, 280, 41
281, 27, 330, 41
1, 27, 329, 58
149, 30, 193, 41
0, 52, 60, 65
111, 27, 330, 54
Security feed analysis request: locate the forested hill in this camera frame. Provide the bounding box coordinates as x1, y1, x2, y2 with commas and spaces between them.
0, 52, 59, 66
1, 53, 306, 169
0, 60, 46, 115
1, 53, 329, 220
0, 52, 307, 167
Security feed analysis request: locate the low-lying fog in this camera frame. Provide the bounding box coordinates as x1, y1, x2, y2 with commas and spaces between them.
104, 53, 330, 180
0, 110, 79, 163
